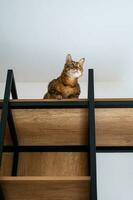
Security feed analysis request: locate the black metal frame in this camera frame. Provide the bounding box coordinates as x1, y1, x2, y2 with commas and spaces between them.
0, 70, 19, 176
2, 100, 133, 109
0, 69, 133, 200
88, 69, 97, 200
2, 145, 133, 153
0, 70, 19, 200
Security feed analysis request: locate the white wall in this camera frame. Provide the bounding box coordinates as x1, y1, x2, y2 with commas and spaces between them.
0, 81, 133, 200
1, 81, 133, 99
0, 0, 133, 83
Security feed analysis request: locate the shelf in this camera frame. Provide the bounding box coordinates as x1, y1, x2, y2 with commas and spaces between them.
0, 176, 90, 200
1, 99, 133, 146
0, 152, 89, 176
2, 69, 123, 200
1, 97, 133, 102
0, 176, 90, 180
0, 152, 90, 199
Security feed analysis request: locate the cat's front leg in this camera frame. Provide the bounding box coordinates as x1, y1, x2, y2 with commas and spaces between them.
56, 94, 63, 100
69, 94, 79, 99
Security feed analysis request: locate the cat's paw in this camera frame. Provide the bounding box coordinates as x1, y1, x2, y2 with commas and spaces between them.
56, 95, 63, 100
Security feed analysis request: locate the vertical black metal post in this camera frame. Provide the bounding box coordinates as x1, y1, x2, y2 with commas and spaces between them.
0, 70, 13, 164
0, 185, 5, 200
88, 69, 97, 200
0, 69, 19, 176
8, 109, 19, 176
0, 70, 14, 200
8, 70, 19, 176
10, 71, 18, 99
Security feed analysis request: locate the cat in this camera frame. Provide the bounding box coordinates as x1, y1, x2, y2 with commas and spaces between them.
43, 54, 85, 99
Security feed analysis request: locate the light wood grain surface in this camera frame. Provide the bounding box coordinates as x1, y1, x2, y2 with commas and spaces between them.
4, 108, 88, 145
96, 108, 133, 146
2, 107, 133, 146
0, 176, 90, 200
18, 152, 88, 176
1, 98, 133, 103
0, 152, 89, 176
0, 153, 13, 176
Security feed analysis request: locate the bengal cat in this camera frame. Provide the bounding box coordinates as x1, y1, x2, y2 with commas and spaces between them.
43, 54, 85, 99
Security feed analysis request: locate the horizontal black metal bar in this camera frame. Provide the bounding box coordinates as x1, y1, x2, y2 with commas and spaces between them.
3, 145, 89, 152
1, 100, 133, 109
9, 101, 87, 109
3, 145, 133, 153
96, 101, 133, 108
97, 146, 133, 153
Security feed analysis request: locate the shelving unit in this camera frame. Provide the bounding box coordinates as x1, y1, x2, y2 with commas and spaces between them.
0, 69, 133, 200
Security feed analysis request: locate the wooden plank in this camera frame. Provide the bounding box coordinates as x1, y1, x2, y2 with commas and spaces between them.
6, 108, 88, 145
96, 108, 133, 146
0, 153, 88, 176
1, 99, 133, 146
0, 176, 90, 180
3, 108, 133, 146
18, 152, 88, 176
1, 98, 133, 103
0, 153, 13, 176
0, 176, 90, 200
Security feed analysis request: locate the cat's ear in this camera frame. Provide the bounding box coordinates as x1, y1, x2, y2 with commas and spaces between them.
66, 54, 72, 63
79, 58, 85, 67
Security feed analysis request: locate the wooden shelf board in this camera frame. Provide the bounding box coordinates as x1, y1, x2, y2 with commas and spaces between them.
1, 107, 133, 146
1, 98, 133, 146
1, 97, 133, 103
0, 176, 90, 181
0, 176, 90, 200
0, 152, 89, 176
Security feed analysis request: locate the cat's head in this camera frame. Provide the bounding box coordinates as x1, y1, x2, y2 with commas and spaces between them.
63, 54, 85, 78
